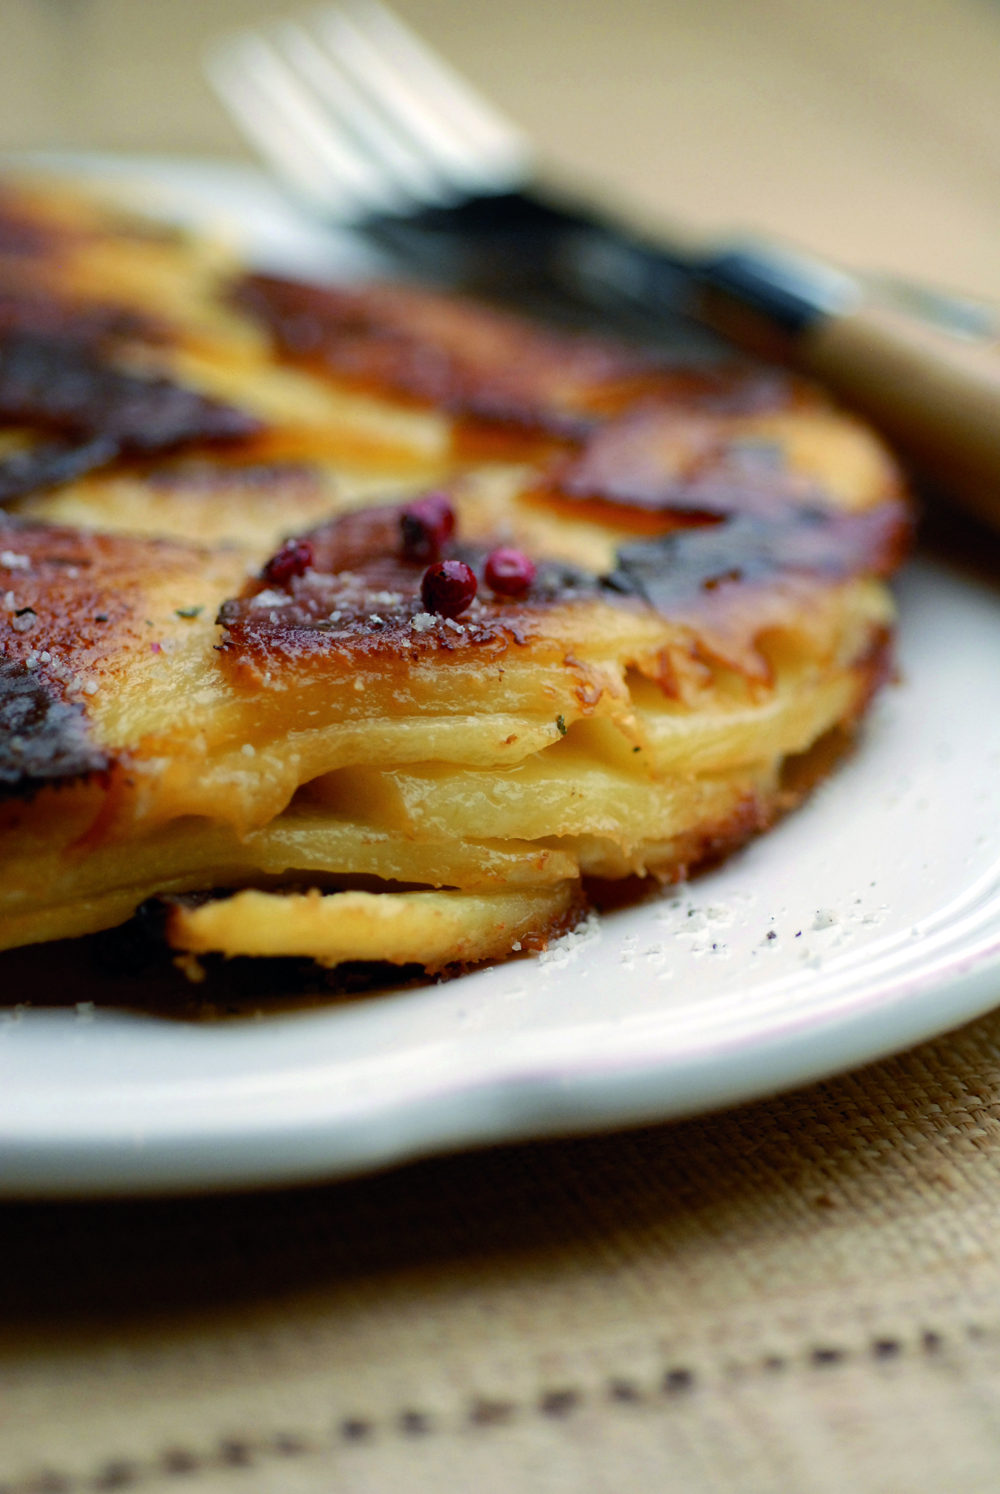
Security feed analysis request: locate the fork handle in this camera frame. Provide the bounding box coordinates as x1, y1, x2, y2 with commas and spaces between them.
802, 306, 1000, 524
686, 246, 1000, 524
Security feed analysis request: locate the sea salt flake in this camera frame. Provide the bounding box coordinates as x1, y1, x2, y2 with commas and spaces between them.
539, 911, 601, 969
411, 612, 436, 633
0, 551, 29, 570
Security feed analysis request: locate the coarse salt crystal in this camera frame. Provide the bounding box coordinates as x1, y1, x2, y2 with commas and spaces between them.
0, 551, 29, 570
411, 612, 436, 633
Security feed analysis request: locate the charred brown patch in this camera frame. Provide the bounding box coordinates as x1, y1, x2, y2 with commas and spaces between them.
608, 501, 911, 611
217, 476, 909, 685
0, 335, 218, 444
0, 658, 109, 798
0, 517, 208, 797
236, 274, 802, 437
217, 502, 607, 678
0, 518, 192, 650
0, 435, 120, 504
0, 335, 260, 501
0, 188, 169, 351
545, 402, 819, 520
0, 289, 156, 346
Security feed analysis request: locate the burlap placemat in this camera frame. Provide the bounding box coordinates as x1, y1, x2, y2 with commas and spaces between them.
4, 991, 1000, 1494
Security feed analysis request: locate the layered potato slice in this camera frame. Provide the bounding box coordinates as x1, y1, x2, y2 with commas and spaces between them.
0, 176, 911, 975
164, 884, 581, 973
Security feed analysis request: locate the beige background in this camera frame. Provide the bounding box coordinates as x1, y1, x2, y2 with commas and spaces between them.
4, 2, 1000, 1490
2, 0, 1000, 296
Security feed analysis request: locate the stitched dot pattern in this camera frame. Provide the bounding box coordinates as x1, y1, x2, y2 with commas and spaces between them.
0, 1325, 970, 1493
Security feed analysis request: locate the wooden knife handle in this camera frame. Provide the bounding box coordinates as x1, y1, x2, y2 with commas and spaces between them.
802, 303, 1000, 524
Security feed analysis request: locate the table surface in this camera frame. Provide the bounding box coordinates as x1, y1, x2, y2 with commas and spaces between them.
4, 2, 1000, 1490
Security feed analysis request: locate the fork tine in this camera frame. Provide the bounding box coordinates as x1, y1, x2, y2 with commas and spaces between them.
208, 61, 355, 218
313, 3, 530, 196
345, 0, 531, 183
274, 19, 455, 209
311, 8, 472, 186
207, 0, 534, 226
206, 31, 396, 219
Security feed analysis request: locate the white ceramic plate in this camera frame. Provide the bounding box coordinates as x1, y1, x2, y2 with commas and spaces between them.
2, 159, 1000, 1197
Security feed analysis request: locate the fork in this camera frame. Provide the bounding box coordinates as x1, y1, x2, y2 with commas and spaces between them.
207, 0, 1000, 528
205, 0, 647, 299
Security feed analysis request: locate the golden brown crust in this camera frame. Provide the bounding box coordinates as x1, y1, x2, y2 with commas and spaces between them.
0, 517, 210, 797
235, 273, 805, 435
216, 502, 612, 687
214, 476, 908, 696
546, 402, 853, 517
0, 178, 915, 971
0, 338, 259, 502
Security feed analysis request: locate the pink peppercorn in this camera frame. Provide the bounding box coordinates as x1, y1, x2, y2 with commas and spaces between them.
400, 492, 455, 563
421, 559, 477, 618
263, 537, 314, 587
484, 547, 536, 595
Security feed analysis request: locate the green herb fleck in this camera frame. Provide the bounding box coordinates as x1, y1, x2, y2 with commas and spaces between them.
175, 605, 203, 620
555, 715, 567, 736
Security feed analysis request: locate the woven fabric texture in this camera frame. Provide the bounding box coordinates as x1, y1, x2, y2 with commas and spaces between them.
5, 1000, 1000, 1493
